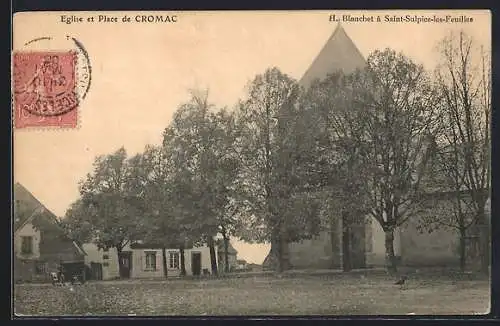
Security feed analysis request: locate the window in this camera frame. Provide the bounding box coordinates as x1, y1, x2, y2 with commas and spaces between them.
103, 248, 109, 252
21, 236, 33, 255
120, 257, 129, 268
103, 254, 109, 260
35, 261, 47, 274
145, 251, 157, 271
103, 262, 109, 267
169, 252, 179, 269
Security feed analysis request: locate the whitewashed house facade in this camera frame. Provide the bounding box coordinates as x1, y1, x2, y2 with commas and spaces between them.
83, 241, 215, 280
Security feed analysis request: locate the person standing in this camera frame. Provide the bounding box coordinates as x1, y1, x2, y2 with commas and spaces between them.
57, 263, 65, 285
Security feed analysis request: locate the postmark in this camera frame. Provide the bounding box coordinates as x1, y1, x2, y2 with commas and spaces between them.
12, 36, 92, 129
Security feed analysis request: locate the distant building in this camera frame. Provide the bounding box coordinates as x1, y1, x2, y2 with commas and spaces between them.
263, 24, 490, 271
14, 183, 86, 283
236, 259, 248, 271
246, 263, 263, 272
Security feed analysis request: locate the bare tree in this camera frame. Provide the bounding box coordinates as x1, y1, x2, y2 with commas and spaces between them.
352, 49, 439, 273
434, 30, 491, 274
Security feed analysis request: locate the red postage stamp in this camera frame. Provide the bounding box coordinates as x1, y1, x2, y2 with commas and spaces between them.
13, 51, 79, 129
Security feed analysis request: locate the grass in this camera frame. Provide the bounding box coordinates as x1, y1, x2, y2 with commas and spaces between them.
14, 272, 490, 316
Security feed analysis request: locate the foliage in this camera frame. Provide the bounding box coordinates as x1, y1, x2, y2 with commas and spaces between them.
162, 90, 242, 245
64, 147, 144, 252
303, 49, 440, 272
236, 67, 323, 271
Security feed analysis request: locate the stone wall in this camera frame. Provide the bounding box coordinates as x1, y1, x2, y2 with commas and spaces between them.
288, 230, 339, 269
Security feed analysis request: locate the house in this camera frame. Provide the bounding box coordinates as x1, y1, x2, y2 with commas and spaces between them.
236, 259, 248, 271
263, 24, 491, 271
215, 239, 238, 272
82, 240, 215, 280
13, 183, 87, 283
247, 263, 263, 272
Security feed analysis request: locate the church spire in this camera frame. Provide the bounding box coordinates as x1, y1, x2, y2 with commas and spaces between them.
299, 23, 366, 88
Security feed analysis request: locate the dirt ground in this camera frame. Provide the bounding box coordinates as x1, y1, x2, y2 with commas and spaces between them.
14, 273, 490, 316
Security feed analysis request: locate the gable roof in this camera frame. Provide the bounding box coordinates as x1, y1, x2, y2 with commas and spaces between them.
14, 182, 56, 232
13, 182, 87, 255
299, 24, 366, 88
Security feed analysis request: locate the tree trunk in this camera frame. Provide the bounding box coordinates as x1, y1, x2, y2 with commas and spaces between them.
276, 229, 284, 273
116, 246, 124, 279
330, 219, 338, 269
274, 220, 290, 273
162, 247, 168, 279
384, 229, 397, 274
223, 233, 230, 273
207, 236, 218, 276
267, 227, 280, 272
342, 211, 352, 272
458, 227, 466, 272
179, 246, 186, 276
477, 206, 490, 275
278, 224, 290, 272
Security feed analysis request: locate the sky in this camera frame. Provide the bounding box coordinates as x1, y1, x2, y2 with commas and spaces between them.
13, 10, 490, 264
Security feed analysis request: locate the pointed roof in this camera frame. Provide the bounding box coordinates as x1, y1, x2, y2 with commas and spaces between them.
13, 182, 87, 256
13, 182, 55, 232
299, 24, 366, 88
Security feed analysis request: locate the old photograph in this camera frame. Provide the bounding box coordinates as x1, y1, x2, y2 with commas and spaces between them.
12, 10, 491, 316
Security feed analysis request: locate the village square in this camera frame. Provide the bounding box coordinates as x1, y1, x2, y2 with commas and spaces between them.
13, 12, 491, 316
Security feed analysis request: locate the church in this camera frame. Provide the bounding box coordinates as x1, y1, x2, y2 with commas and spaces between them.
263, 24, 488, 271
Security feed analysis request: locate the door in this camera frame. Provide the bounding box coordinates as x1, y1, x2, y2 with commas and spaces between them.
191, 252, 202, 276
90, 262, 103, 280
350, 224, 366, 269
119, 251, 133, 278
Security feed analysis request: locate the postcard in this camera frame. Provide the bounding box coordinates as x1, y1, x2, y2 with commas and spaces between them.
12, 10, 491, 316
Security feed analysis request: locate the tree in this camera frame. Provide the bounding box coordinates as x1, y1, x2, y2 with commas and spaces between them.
434, 30, 491, 274
128, 145, 179, 278
236, 67, 322, 272
218, 197, 251, 273
205, 109, 244, 274
203, 106, 242, 275
62, 199, 95, 244
162, 90, 241, 276
329, 50, 440, 273
158, 139, 200, 276
417, 191, 476, 272
305, 71, 374, 271
416, 118, 480, 272
65, 147, 144, 278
